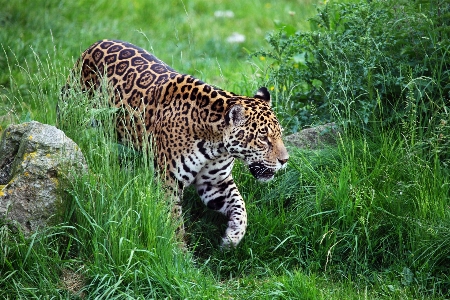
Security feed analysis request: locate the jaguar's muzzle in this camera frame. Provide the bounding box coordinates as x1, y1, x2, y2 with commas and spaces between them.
248, 162, 276, 182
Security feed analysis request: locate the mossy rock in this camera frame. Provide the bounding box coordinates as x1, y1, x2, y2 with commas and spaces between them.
0, 121, 87, 234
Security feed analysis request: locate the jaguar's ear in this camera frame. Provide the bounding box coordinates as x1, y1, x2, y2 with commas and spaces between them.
254, 87, 271, 104
225, 104, 246, 126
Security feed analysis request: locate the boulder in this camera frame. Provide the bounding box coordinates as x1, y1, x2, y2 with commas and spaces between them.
285, 123, 339, 150
0, 121, 87, 234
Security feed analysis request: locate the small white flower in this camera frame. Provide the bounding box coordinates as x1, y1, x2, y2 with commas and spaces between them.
226, 32, 245, 43
214, 10, 235, 18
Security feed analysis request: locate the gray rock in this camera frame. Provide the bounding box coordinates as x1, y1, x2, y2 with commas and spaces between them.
0, 121, 87, 234
285, 123, 339, 150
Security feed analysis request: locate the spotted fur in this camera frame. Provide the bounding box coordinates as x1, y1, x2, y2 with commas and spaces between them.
64, 39, 289, 247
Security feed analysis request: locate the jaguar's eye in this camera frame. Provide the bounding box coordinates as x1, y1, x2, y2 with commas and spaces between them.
259, 128, 268, 135
257, 134, 269, 145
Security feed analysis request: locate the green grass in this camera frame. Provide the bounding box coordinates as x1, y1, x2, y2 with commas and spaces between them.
1, 0, 450, 299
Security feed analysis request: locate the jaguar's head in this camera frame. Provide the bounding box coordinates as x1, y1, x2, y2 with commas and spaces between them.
224, 87, 289, 182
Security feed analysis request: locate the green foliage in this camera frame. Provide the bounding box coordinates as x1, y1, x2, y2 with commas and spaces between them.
185, 128, 450, 298
255, 0, 450, 134
2, 0, 450, 298
0, 225, 76, 298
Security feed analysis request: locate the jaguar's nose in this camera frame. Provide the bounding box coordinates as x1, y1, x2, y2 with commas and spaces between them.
276, 139, 289, 166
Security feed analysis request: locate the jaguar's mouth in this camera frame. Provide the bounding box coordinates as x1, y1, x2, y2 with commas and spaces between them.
248, 162, 276, 182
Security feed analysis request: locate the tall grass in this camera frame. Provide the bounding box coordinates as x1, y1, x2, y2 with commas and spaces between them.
1, 0, 450, 299
57, 79, 224, 298
183, 125, 450, 298
245, 0, 450, 296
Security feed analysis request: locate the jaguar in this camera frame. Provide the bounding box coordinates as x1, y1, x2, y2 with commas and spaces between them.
63, 39, 289, 248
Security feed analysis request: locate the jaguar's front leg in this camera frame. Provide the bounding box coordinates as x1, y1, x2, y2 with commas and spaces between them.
196, 176, 248, 248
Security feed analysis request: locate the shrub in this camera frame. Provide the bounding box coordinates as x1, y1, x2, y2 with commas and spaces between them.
254, 0, 450, 135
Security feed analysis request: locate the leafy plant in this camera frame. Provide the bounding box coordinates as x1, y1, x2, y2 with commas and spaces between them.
255, 0, 450, 134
